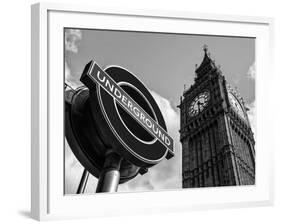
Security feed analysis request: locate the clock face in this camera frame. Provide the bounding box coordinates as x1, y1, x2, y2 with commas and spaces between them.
228, 92, 245, 119
188, 91, 210, 117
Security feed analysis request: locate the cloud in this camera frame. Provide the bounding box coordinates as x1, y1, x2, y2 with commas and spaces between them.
65, 62, 81, 88
64, 140, 85, 194
65, 62, 71, 84
65, 29, 82, 53
247, 62, 255, 80
65, 29, 82, 88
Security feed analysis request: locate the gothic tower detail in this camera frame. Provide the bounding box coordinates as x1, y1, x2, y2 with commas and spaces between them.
179, 46, 255, 188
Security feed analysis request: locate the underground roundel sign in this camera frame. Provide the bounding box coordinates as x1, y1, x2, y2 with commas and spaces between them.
81, 60, 174, 167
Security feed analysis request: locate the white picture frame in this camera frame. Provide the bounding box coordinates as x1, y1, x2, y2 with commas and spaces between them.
31, 2, 274, 221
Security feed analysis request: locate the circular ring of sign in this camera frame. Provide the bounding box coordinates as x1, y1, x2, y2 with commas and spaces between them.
89, 66, 168, 167
114, 81, 158, 145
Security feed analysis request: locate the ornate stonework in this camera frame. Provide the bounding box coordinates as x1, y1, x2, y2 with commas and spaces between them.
179, 47, 255, 188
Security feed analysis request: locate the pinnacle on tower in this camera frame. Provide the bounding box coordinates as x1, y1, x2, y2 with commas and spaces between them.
203, 44, 208, 53
195, 44, 215, 78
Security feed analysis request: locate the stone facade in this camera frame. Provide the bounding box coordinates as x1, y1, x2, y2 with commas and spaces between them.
179, 47, 255, 188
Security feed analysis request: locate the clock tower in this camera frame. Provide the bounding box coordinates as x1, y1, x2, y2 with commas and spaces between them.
179, 46, 255, 188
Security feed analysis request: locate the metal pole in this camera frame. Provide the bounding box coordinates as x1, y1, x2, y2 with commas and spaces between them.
96, 152, 122, 193
76, 169, 90, 194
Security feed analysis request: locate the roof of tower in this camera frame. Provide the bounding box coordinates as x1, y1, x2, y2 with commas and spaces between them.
195, 45, 216, 77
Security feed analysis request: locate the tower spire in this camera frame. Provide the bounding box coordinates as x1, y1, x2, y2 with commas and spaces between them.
203, 44, 208, 54
195, 44, 215, 78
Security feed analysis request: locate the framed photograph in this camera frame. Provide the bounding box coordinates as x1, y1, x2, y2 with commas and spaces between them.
31, 2, 274, 221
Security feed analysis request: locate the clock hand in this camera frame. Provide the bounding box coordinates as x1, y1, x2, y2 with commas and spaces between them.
197, 101, 203, 112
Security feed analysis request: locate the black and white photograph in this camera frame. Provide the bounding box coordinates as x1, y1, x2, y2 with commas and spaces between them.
64, 28, 256, 194
1, 0, 280, 222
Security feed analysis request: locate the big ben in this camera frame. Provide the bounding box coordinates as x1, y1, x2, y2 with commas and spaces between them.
179, 46, 255, 188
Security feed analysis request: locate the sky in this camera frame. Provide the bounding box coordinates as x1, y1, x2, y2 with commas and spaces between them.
64, 28, 255, 194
